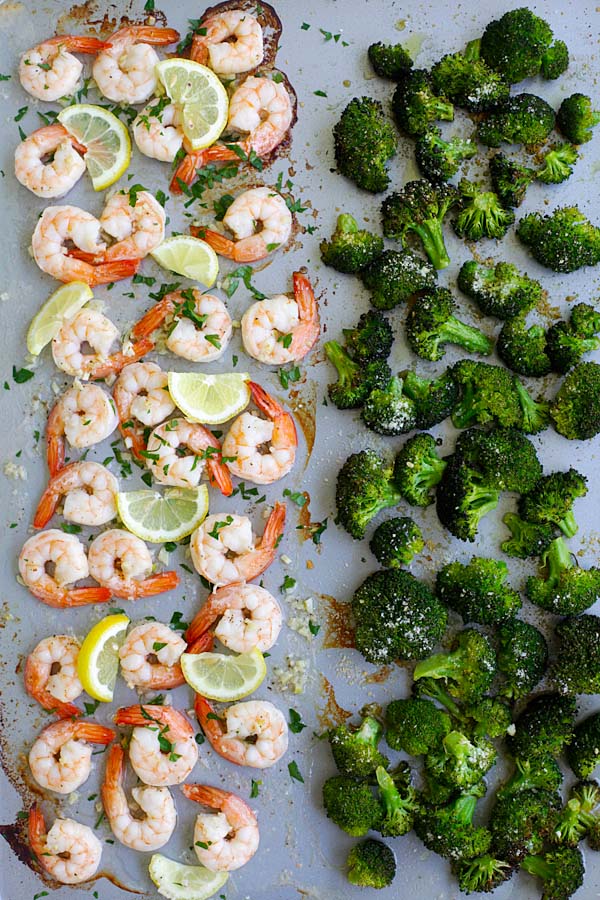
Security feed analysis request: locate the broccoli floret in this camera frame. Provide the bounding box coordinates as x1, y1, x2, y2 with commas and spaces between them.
415, 127, 477, 183
319, 214, 384, 274
490, 789, 562, 864
375, 765, 420, 837
550, 782, 600, 847
435, 454, 500, 542
451, 360, 524, 429
466, 698, 513, 741
392, 68, 454, 136
436, 556, 521, 626
517, 206, 600, 273
496, 618, 548, 700
489, 152, 535, 208
479, 8, 565, 83
507, 692, 577, 760
393, 432, 447, 507
401, 368, 459, 430
527, 537, 600, 616
519, 469, 588, 538
352, 568, 448, 665
453, 853, 514, 894
551, 361, 600, 440
457, 259, 541, 320
568, 714, 600, 780
405, 287, 493, 362
497, 314, 551, 378
360, 248, 437, 311
540, 40, 570, 80
501, 512, 555, 559
478, 94, 555, 147
324, 341, 391, 410
414, 628, 496, 704
554, 615, 600, 695
347, 838, 396, 889
414, 788, 492, 861
522, 847, 585, 899
537, 144, 579, 185
362, 376, 418, 436
500, 756, 563, 797
342, 310, 393, 362
453, 179, 515, 240
425, 730, 497, 790
369, 517, 424, 568
381, 180, 459, 270
368, 41, 413, 81
547, 303, 600, 374
385, 697, 451, 755
335, 449, 401, 540
513, 379, 550, 435
430, 44, 509, 113
455, 425, 543, 493
322, 775, 382, 836
328, 715, 389, 778
557, 93, 600, 144
334, 97, 397, 193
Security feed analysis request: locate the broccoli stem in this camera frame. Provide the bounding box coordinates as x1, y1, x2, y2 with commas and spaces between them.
514, 379, 549, 434
544, 537, 575, 582
413, 651, 462, 683
337, 213, 359, 235
438, 318, 493, 355
416, 677, 462, 717
521, 855, 554, 880
325, 340, 358, 382
453, 791, 478, 825
412, 220, 451, 270
433, 99, 455, 122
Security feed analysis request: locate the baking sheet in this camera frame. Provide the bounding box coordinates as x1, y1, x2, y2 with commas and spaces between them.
1, 0, 600, 898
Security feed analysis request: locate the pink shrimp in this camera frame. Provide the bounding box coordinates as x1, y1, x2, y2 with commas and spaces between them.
182, 783, 259, 871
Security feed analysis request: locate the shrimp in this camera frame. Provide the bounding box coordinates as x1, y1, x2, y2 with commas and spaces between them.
222, 382, 297, 484
99, 190, 166, 262
183, 784, 259, 872
15, 124, 86, 199
190, 502, 285, 586
195, 697, 288, 768
133, 99, 184, 163
34, 461, 118, 529
19, 35, 109, 102
112, 361, 175, 460
144, 418, 233, 495
18, 530, 110, 608
119, 622, 186, 690
46, 382, 119, 476
87, 529, 178, 600
51, 308, 152, 378
191, 187, 292, 262
29, 719, 115, 793
101, 744, 176, 851
24, 635, 82, 719
32, 205, 139, 285
191, 10, 263, 74
132, 289, 232, 363
92, 26, 180, 104
29, 806, 102, 885
186, 583, 282, 653
242, 272, 319, 365
114, 705, 198, 786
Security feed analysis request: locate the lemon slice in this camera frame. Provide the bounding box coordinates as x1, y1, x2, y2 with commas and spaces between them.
150, 235, 219, 286
149, 855, 228, 900
117, 486, 209, 543
168, 372, 251, 425
156, 59, 229, 150
180, 647, 266, 701
58, 104, 131, 191
26, 282, 92, 355
77, 613, 129, 703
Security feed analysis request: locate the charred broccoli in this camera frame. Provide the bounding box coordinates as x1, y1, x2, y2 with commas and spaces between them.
546, 303, 600, 374
319, 214, 384, 274
490, 789, 561, 863
400, 368, 459, 429
436, 453, 500, 542
342, 310, 393, 362
537, 143, 579, 185
360, 248, 437, 310
368, 41, 413, 81
328, 715, 389, 778
334, 97, 397, 193
496, 618, 548, 701
369, 517, 424, 567
385, 697, 451, 755
521, 847, 584, 899
489, 152, 535, 208
324, 341, 391, 409
362, 375, 418, 435
567, 713, 600, 780
454, 427, 542, 493
347, 838, 396, 889
497, 314, 551, 378
554, 615, 600, 695
557, 93, 600, 144
479, 8, 568, 83
414, 787, 492, 861
415, 127, 477, 183
500, 756, 562, 797
453, 179, 515, 241
501, 513, 555, 559
517, 206, 600, 273
550, 361, 600, 440
507, 692, 577, 760
381, 179, 459, 270
430, 42, 510, 112
436, 556, 521, 625
405, 287, 493, 361
393, 432, 447, 507
413, 628, 496, 703
392, 68, 454, 136
519, 469, 588, 538
335, 449, 401, 539
457, 259, 541, 319
477, 94, 555, 147
526, 537, 600, 616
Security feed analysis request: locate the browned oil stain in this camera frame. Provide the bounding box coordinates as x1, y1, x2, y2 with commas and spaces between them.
93, 871, 146, 894
318, 675, 351, 729
294, 490, 327, 550
365, 665, 393, 684
288, 381, 316, 460
0, 821, 36, 874
321, 593, 354, 650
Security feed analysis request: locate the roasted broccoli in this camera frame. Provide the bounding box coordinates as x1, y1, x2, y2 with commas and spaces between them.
453, 179, 515, 241
457, 259, 541, 320
478, 94, 555, 147
342, 310, 393, 362
369, 517, 424, 567
381, 180, 459, 270
392, 68, 454, 136
436, 453, 500, 542
385, 697, 451, 755
393, 432, 447, 507
501, 512, 555, 559
322, 775, 382, 836
425, 729, 497, 790
527, 537, 600, 616
320, 214, 384, 274
500, 756, 563, 797
496, 618, 548, 700
550, 361, 600, 440
324, 341, 391, 409
497, 314, 551, 377
328, 715, 389, 778
352, 568, 448, 664
450, 360, 524, 430
554, 615, 600, 695
453, 853, 514, 894
479, 8, 568, 83
362, 376, 418, 436
436, 556, 521, 626
517, 206, 600, 273
550, 782, 600, 847
540, 39, 570, 80
347, 838, 396, 889
415, 127, 477, 183
490, 789, 561, 863
413, 628, 496, 704
519, 469, 588, 538
335, 449, 401, 539
489, 152, 535, 208
368, 41, 413, 81
546, 303, 600, 374
334, 97, 397, 193
430, 43, 510, 112
414, 787, 492, 861
567, 713, 600, 780
537, 143, 579, 185
376, 765, 420, 837
405, 287, 493, 361
400, 368, 459, 429
507, 692, 577, 760
454, 427, 542, 493
521, 847, 585, 899
360, 248, 437, 310
557, 93, 600, 144
514, 378, 550, 435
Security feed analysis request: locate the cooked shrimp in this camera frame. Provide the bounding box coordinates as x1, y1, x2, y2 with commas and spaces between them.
186, 583, 282, 653
144, 418, 233, 495
195, 697, 288, 768
24, 635, 82, 718
87, 529, 178, 600
114, 705, 198, 786
242, 272, 319, 365
19, 35, 109, 102
18, 530, 110, 608
99, 190, 166, 262
183, 784, 259, 872
192, 187, 292, 262
222, 382, 297, 484
51, 308, 152, 378
112, 361, 175, 460
46, 382, 119, 476
15, 124, 86, 198
92, 26, 180, 104
34, 461, 118, 529
29, 719, 115, 793
32, 205, 139, 285
101, 744, 176, 851
190, 502, 285, 586
119, 622, 186, 690
191, 10, 263, 74
133, 99, 184, 162
132, 289, 232, 362
29, 806, 102, 885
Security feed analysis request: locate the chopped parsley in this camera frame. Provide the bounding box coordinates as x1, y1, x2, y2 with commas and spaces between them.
288, 760, 304, 783
289, 708, 306, 733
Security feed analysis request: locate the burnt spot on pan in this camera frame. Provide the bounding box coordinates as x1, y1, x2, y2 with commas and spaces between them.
318, 675, 351, 729
199, 0, 283, 72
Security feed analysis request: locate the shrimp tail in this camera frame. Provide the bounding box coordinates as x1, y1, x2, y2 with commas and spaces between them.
130, 26, 180, 46
131, 297, 174, 340
62, 586, 111, 607
88, 259, 140, 286
293, 272, 317, 322
207, 458, 234, 497
63, 36, 113, 54
24, 656, 81, 718
114, 704, 150, 727
102, 743, 124, 794
194, 695, 223, 740
28, 805, 47, 858
248, 382, 284, 418
189, 35, 209, 65
115, 704, 191, 733
74, 721, 116, 744
186, 631, 214, 654
182, 783, 228, 807
33, 480, 61, 529
261, 501, 286, 549
170, 151, 205, 194
185, 600, 221, 645
132, 571, 179, 599
190, 226, 236, 259
46, 404, 65, 477
119, 423, 147, 460
90, 337, 154, 380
